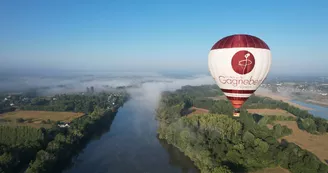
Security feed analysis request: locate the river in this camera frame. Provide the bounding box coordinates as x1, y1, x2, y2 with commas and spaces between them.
63, 97, 199, 173
291, 100, 328, 119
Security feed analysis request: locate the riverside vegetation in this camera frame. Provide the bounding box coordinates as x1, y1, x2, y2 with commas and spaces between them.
0, 91, 128, 173
156, 85, 328, 173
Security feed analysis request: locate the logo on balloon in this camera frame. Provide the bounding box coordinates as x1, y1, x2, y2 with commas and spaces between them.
231, 50, 255, 75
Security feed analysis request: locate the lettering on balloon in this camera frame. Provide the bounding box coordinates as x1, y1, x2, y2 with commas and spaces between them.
218, 76, 264, 87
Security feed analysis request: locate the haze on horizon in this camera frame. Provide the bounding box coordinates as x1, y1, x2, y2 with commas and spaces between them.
1, 0, 328, 76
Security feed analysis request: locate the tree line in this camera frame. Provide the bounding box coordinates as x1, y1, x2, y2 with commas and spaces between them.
20, 92, 127, 113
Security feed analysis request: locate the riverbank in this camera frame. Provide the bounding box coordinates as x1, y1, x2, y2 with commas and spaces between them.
254, 90, 312, 110
301, 99, 328, 108
25, 108, 121, 173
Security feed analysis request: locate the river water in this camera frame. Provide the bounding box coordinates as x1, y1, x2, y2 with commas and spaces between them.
291, 100, 328, 119
63, 97, 199, 173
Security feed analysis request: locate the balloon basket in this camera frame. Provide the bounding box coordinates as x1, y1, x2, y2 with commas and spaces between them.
233, 112, 240, 117
233, 109, 240, 117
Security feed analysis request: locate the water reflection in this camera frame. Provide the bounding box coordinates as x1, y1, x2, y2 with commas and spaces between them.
61, 112, 118, 172
157, 137, 200, 173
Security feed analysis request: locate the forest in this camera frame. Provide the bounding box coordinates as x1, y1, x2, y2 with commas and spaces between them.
156, 85, 328, 173
0, 92, 128, 173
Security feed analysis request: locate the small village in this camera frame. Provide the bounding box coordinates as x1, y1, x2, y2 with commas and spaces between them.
261, 79, 328, 97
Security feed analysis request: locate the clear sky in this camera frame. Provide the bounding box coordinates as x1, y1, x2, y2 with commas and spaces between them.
1, 0, 327, 75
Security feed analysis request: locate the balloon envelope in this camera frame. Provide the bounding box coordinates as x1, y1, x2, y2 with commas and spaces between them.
208, 34, 271, 115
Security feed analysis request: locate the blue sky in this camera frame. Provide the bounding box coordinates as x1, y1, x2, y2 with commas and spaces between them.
1, 0, 327, 75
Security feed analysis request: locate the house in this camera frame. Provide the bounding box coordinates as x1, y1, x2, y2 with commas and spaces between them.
58, 123, 70, 128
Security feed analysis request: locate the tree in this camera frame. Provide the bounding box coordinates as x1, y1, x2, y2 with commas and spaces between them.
242, 131, 255, 144
258, 116, 269, 126
212, 166, 232, 173
0, 152, 14, 168
301, 118, 317, 133
16, 118, 24, 123
254, 138, 269, 153
26, 150, 56, 173
183, 97, 193, 109
273, 124, 282, 138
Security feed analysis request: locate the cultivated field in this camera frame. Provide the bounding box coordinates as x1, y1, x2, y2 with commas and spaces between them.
277, 121, 328, 164
190, 107, 209, 115
0, 110, 84, 128
247, 108, 296, 117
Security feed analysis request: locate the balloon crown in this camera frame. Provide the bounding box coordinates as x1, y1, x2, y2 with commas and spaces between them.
211, 34, 270, 50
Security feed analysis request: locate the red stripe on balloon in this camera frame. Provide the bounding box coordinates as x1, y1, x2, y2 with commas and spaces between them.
226, 96, 250, 109
221, 89, 255, 94
226, 96, 249, 101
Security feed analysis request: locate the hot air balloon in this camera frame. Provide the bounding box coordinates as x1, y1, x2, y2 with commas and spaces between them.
208, 34, 271, 117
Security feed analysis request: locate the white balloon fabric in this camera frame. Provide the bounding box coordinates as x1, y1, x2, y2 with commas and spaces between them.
208, 34, 272, 116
